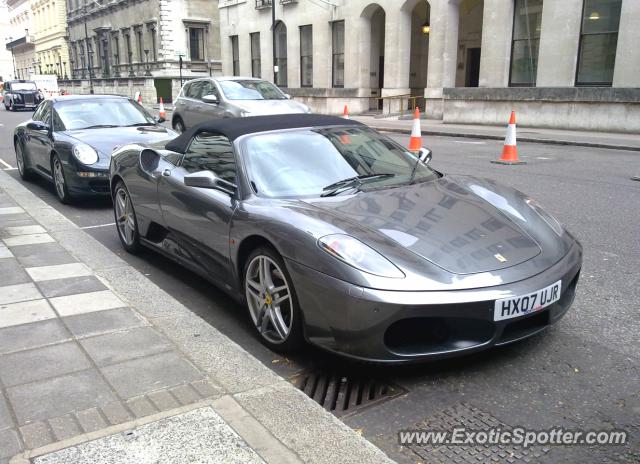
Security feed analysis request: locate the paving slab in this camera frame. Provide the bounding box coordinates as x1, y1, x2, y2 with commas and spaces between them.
0, 207, 24, 215
0, 299, 57, 329
62, 308, 146, 338
19, 421, 53, 449
0, 342, 91, 387
26, 263, 92, 282
35, 275, 107, 298
0, 245, 13, 259
32, 407, 266, 464
4, 225, 46, 236
0, 283, 42, 305
79, 327, 172, 366
3, 233, 55, 247
48, 290, 125, 317
0, 428, 21, 461
0, 259, 30, 286
100, 351, 202, 399
0, 319, 70, 355
7, 369, 117, 424
0, 392, 12, 429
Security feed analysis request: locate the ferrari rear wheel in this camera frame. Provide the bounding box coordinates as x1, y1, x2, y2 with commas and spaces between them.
173, 117, 185, 134
244, 247, 303, 352
113, 181, 141, 254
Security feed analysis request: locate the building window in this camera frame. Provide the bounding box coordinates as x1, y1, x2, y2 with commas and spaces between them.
125, 33, 132, 63
250, 32, 261, 78
576, 0, 621, 86
509, 0, 543, 86
274, 21, 287, 87
299, 25, 313, 87
189, 27, 205, 61
230, 35, 240, 76
135, 29, 144, 62
332, 21, 345, 88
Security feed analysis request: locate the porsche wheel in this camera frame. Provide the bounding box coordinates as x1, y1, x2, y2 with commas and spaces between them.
52, 154, 72, 204
113, 181, 142, 253
15, 141, 33, 181
173, 117, 185, 134
244, 247, 303, 352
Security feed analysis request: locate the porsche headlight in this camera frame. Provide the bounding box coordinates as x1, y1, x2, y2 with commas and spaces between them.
526, 198, 563, 236
317, 234, 405, 278
72, 143, 99, 165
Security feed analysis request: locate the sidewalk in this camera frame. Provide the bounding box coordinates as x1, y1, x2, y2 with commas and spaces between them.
352, 115, 640, 152
0, 169, 392, 464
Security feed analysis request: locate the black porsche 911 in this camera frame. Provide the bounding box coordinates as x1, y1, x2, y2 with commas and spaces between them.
13, 95, 176, 203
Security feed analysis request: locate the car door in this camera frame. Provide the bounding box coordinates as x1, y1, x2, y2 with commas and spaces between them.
181, 81, 204, 128
25, 100, 53, 175
193, 80, 225, 123
157, 132, 238, 286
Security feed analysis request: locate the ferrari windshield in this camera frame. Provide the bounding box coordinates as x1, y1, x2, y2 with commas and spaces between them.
54, 98, 156, 130
219, 80, 286, 100
243, 127, 439, 198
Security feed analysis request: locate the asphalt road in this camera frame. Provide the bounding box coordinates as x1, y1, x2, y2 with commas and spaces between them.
1, 108, 639, 463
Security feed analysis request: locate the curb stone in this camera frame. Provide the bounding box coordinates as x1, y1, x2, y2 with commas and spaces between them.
0, 169, 394, 464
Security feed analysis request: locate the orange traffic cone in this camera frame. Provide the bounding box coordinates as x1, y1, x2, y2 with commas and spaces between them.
408, 107, 422, 152
343, 105, 349, 119
158, 97, 166, 120
492, 111, 525, 165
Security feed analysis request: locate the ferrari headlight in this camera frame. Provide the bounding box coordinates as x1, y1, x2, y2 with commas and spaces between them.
526, 198, 563, 236
317, 234, 405, 278
72, 143, 99, 165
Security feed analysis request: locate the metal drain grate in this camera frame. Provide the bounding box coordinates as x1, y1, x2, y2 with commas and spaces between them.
292, 371, 406, 417
404, 402, 550, 464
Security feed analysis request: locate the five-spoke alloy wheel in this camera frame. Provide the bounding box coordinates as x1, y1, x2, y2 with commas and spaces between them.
15, 142, 32, 180
244, 247, 303, 351
52, 154, 71, 203
113, 181, 141, 253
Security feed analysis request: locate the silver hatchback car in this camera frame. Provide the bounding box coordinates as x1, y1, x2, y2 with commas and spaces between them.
171, 76, 311, 132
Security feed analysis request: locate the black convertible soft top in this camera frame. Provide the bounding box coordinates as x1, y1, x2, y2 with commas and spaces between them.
165, 113, 364, 153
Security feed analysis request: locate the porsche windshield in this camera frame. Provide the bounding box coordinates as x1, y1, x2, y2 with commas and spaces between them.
54, 99, 156, 130
219, 80, 286, 100
243, 127, 439, 198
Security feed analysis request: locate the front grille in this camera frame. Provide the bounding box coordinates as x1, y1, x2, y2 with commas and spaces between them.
88, 180, 110, 193
24, 94, 34, 104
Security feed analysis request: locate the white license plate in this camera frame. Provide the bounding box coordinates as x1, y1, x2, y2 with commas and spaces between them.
494, 280, 562, 321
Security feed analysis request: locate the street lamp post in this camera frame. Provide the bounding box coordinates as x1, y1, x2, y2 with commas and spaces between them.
271, 0, 277, 85
63, 62, 67, 80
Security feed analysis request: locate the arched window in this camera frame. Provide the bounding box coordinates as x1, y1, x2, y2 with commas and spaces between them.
274, 22, 287, 87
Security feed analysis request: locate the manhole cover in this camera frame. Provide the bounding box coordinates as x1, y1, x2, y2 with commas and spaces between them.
291, 371, 406, 417
404, 402, 550, 464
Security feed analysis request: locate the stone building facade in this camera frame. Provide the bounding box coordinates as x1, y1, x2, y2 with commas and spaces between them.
64, 0, 221, 102
6, 0, 35, 80
32, 0, 70, 78
218, 0, 640, 132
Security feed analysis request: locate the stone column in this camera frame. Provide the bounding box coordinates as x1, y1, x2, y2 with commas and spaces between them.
425, 0, 460, 119
613, 0, 640, 87
382, 6, 412, 111
536, 0, 583, 86
478, 0, 514, 87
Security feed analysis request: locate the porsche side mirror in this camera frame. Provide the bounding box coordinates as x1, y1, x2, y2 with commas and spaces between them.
184, 170, 237, 195
284, 93, 291, 99
202, 94, 218, 104
26, 121, 50, 132
419, 147, 432, 165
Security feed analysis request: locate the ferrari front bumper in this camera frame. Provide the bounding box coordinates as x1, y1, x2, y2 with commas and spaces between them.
286, 241, 582, 363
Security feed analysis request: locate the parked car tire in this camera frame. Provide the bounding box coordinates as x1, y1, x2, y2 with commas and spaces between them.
172, 116, 185, 134
8, 100, 15, 111
113, 181, 142, 254
51, 153, 72, 204
243, 246, 304, 353
14, 141, 34, 181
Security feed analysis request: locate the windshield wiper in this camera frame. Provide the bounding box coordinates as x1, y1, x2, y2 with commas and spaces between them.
321, 173, 395, 197
83, 124, 119, 129
125, 122, 157, 127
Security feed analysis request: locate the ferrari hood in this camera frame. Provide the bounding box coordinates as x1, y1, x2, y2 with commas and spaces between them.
303, 176, 542, 275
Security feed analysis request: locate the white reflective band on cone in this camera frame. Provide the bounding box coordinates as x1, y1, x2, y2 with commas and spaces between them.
504, 123, 517, 146
411, 118, 421, 137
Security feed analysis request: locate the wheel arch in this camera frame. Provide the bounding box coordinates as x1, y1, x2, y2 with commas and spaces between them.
235, 235, 279, 285
111, 174, 124, 198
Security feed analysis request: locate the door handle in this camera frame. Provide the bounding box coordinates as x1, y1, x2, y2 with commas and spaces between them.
162, 169, 172, 177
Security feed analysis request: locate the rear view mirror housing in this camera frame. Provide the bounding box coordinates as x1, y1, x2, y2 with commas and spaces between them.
184, 170, 237, 195
418, 147, 432, 165
202, 94, 219, 104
